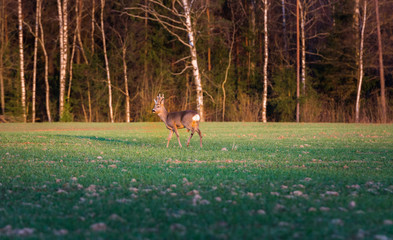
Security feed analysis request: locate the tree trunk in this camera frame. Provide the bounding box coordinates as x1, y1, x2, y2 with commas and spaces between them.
91, 0, 95, 55
296, 0, 300, 123
206, 0, 211, 72
142, 0, 148, 118
122, 46, 130, 123
100, 0, 114, 123
68, 1, 77, 101
248, 1, 256, 82
300, 2, 306, 96
76, 0, 88, 64
222, 15, 235, 122
87, 80, 92, 122
355, 0, 367, 123
374, 0, 386, 123
262, 0, 268, 123
18, 0, 26, 122
31, 0, 40, 123
38, 0, 51, 122
281, 0, 288, 58
57, 0, 68, 120
354, 0, 360, 72
0, 0, 5, 115
181, 0, 204, 121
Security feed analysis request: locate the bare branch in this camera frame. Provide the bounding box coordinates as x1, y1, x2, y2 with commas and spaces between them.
170, 65, 193, 75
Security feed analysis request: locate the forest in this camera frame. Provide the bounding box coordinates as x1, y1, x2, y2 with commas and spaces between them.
0, 0, 392, 123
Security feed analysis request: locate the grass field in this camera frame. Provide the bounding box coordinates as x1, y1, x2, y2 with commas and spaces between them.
1, 122, 393, 239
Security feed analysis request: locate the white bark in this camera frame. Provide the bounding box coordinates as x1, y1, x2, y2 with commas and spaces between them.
37, 0, 51, 122
300, 2, 306, 96
123, 46, 130, 122
68, 26, 76, 100
57, 0, 68, 120
18, 0, 26, 122
32, 0, 40, 123
100, 0, 114, 123
181, 0, 204, 121
0, 0, 5, 115
296, 0, 300, 123
91, 0, 95, 55
375, 0, 386, 123
355, 0, 367, 123
76, 0, 88, 64
222, 16, 235, 122
262, 0, 268, 123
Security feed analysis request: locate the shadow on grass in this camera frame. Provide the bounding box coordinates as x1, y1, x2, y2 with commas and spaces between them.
54, 134, 160, 147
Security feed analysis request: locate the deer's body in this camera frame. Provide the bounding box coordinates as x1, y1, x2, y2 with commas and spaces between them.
153, 94, 202, 148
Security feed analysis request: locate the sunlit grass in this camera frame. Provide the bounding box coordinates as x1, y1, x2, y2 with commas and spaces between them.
1, 122, 393, 239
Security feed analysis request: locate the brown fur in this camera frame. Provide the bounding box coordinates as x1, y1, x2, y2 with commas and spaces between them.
152, 94, 202, 148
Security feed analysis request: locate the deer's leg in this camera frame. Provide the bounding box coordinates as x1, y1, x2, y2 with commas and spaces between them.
167, 130, 173, 148
187, 129, 195, 147
196, 129, 202, 148
173, 126, 183, 148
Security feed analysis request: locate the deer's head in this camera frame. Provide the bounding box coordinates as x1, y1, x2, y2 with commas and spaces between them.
152, 94, 165, 114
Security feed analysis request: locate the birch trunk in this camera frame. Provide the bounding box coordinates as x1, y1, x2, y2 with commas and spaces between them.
32, 0, 40, 123
296, 0, 300, 123
222, 19, 235, 122
181, 0, 204, 121
206, 0, 211, 71
374, 0, 386, 123
355, 0, 367, 123
100, 0, 114, 123
248, 1, 256, 81
354, 0, 360, 71
0, 0, 5, 115
18, 0, 26, 122
57, 0, 68, 120
38, 0, 51, 122
281, 0, 288, 58
91, 0, 95, 55
76, 0, 88, 64
68, 25, 76, 100
123, 46, 130, 122
88, 81, 92, 122
68, 0, 79, 101
300, 2, 306, 96
262, 0, 268, 123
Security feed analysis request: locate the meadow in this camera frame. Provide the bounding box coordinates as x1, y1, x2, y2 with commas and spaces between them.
0, 122, 392, 239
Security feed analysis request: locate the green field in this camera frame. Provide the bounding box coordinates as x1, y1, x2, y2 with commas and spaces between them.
1, 122, 393, 239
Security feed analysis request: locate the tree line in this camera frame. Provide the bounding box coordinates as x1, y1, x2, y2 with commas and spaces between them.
0, 0, 392, 123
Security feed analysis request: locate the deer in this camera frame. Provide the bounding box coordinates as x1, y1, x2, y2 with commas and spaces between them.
152, 94, 202, 148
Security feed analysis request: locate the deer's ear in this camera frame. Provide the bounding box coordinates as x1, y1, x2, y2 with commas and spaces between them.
160, 98, 165, 104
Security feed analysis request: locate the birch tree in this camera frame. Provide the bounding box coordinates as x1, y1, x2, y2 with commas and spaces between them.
68, 0, 87, 101
281, 0, 288, 58
374, 0, 386, 123
91, 0, 95, 55
299, 2, 305, 96
355, 0, 367, 123
296, 0, 300, 123
57, 0, 68, 120
0, 0, 5, 115
18, 0, 26, 122
112, 23, 131, 122
38, 0, 51, 122
100, 0, 114, 123
126, 0, 205, 121
222, 4, 236, 121
261, 0, 268, 123
32, 0, 40, 123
